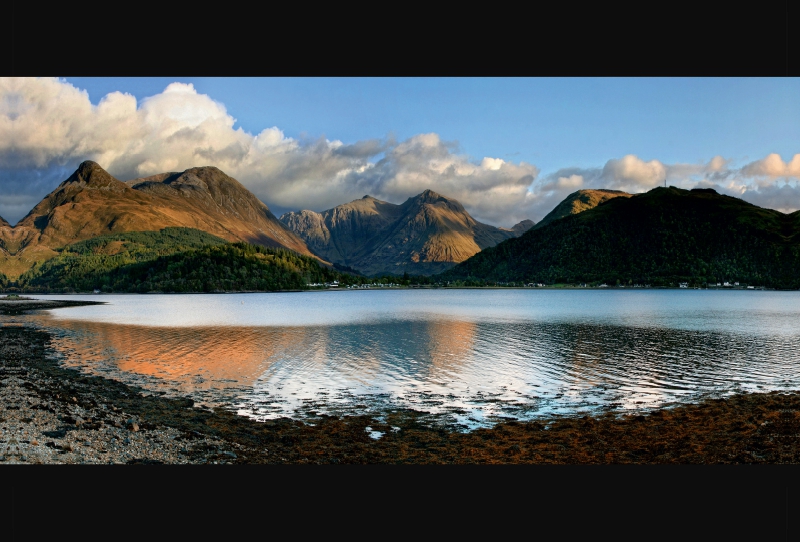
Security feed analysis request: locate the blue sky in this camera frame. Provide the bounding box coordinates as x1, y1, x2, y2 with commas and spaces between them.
64, 77, 800, 171
2, 77, 799, 226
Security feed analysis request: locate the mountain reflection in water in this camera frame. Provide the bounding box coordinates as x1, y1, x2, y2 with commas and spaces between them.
17, 290, 800, 429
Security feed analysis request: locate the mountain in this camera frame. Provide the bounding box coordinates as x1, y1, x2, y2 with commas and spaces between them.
0, 215, 10, 259
505, 219, 536, 234
441, 186, 800, 288
0, 161, 319, 279
280, 190, 534, 276
19, 228, 228, 292
0, 217, 7, 286
18, 230, 341, 294
531, 189, 631, 230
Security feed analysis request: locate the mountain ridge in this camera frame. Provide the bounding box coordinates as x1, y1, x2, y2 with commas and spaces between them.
0, 161, 320, 279
441, 186, 800, 288
280, 191, 534, 276
531, 188, 632, 230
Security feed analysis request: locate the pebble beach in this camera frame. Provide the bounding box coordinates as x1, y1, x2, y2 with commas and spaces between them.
1, 298, 798, 464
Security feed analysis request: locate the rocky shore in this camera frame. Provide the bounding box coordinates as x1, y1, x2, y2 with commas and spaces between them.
0, 295, 105, 315
1, 322, 798, 464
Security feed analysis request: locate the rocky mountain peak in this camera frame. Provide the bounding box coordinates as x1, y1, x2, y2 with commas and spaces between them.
76, 160, 103, 176
509, 219, 535, 234
0, 162, 319, 279
60, 161, 127, 191
417, 189, 444, 202
281, 189, 531, 276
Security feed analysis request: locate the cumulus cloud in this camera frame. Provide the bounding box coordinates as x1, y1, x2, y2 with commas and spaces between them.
707, 155, 728, 172
0, 78, 542, 225
741, 153, 800, 179
531, 152, 800, 220
333, 134, 540, 224
602, 155, 667, 191
1, 77, 800, 227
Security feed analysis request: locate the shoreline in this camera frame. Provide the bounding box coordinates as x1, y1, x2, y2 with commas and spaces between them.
1, 285, 782, 297
1, 324, 797, 464
0, 297, 105, 315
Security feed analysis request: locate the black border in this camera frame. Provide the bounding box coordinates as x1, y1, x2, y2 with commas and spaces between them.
4, 3, 798, 534
7, 1, 796, 76
3, 464, 798, 536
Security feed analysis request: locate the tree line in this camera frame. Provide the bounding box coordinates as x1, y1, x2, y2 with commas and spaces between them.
9, 227, 427, 293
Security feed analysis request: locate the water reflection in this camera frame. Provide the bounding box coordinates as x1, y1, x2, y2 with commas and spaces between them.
24, 312, 492, 418
18, 295, 800, 430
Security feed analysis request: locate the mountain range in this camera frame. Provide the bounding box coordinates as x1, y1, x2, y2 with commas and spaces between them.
280, 191, 533, 276
6, 161, 800, 292
442, 186, 800, 288
0, 161, 318, 279
0, 161, 534, 282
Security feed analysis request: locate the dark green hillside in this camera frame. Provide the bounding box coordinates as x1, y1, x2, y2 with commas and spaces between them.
63, 243, 340, 293
19, 228, 229, 291
21, 236, 343, 293
441, 187, 800, 288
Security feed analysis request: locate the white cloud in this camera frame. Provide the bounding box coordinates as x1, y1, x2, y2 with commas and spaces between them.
529, 152, 800, 221
350, 134, 539, 224
480, 157, 505, 171
707, 155, 728, 172
556, 174, 584, 189
602, 154, 667, 191
741, 153, 800, 178
0, 80, 544, 225
1, 77, 800, 227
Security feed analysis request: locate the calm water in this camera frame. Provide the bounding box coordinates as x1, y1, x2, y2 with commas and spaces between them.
9, 289, 800, 429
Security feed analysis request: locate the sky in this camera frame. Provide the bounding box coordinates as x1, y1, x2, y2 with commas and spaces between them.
1, 77, 799, 226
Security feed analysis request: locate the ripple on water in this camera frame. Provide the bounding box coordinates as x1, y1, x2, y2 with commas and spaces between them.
14, 290, 800, 429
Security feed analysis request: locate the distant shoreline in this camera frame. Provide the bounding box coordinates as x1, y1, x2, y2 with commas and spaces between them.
1, 285, 781, 296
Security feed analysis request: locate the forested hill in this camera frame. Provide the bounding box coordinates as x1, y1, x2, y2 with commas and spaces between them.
18, 228, 226, 292
16, 227, 342, 293
440, 187, 800, 288
29, 243, 342, 293
531, 189, 631, 230
0, 161, 320, 280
